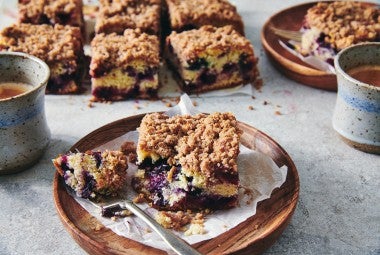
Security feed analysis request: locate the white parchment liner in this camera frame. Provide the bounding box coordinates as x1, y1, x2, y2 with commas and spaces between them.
279, 40, 336, 74
72, 94, 288, 253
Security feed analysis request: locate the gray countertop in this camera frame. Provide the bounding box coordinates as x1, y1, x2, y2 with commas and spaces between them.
0, 0, 379, 254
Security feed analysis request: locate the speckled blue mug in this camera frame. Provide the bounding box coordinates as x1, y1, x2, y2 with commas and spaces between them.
333, 43, 380, 154
0, 52, 51, 174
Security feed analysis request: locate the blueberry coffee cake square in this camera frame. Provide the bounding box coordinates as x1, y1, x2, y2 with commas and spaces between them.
132, 112, 242, 211
165, 25, 258, 94
18, 0, 85, 33
90, 29, 160, 101
95, 0, 161, 36
0, 23, 84, 94
53, 150, 128, 199
165, 0, 244, 35
298, 1, 380, 64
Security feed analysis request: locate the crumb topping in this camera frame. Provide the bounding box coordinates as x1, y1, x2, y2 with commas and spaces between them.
96, 0, 161, 35
0, 23, 82, 67
155, 210, 207, 235
155, 211, 192, 231
120, 141, 137, 163
90, 29, 159, 72
305, 1, 380, 50
18, 0, 45, 24
167, 25, 253, 61
138, 112, 241, 177
166, 0, 243, 34
19, 0, 84, 28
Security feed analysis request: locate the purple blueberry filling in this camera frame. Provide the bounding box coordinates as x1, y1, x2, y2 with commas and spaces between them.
222, 62, 238, 74
137, 67, 157, 81
92, 85, 158, 101
122, 66, 158, 81
199, 69, 217, 85
55, 12, 72, 25
134, 157, 238, 210
47, 73, 79, 94
186, 58, 208, 70
92, 152, 102, 168
238, 53, 254, 81
80, 171, 96, 199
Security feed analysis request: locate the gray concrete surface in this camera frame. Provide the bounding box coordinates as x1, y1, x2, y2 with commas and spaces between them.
0, 0, 379, 254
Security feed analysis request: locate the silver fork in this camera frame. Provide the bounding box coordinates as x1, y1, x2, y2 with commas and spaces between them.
102, 201, 203, 255
270, 26, 302, 42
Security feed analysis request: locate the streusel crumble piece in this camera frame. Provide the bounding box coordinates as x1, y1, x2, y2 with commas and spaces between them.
95, 0, 161, 36
132, 112, 242, 211
165, 25, 258, 94
165, 0, 244, 35
53, 150, 128, 199
0, 23, 84, 94
18, 0, 84, 33
90, 29, 160, 101
299, 1, 380, 63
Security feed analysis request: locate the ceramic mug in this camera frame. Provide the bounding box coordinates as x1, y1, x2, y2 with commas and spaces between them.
0, 52, 51, 174
333, 43, 380, 154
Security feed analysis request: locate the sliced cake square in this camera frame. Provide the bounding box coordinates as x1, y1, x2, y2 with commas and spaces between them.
95, 0, 161, 36
53, 150, 128, 199
165, 25, 258, 94
298, 1, 380, 63
90, 29, 160, 101
0, 23, 84, 94
132, 112, 242, 211
18, 0, 85, 33
165, 0, 244, 35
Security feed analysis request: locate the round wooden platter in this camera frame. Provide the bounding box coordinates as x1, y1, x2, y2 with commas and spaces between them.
53, 113, 299, 255
261, 1, 337, 91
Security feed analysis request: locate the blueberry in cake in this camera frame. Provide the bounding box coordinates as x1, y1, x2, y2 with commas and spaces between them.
0, 23, 84, 94
165, 0, 244, 35
298, 1, 380, 64
95, 0, 161, 36
132, 112, 242, 211
90, 29, 160, 101
165, 25, 258, 94
53, 150, 128, 199
18, 0, 85, 34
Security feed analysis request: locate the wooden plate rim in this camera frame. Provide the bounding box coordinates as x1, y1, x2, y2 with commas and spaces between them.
53, 113, 300, 254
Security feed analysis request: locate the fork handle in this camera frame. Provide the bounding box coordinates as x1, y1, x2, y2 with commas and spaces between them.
124, 201, 203, 255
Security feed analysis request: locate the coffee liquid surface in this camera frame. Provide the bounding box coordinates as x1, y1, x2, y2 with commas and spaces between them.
0, 82, 32, 100
347, 65, 380, 87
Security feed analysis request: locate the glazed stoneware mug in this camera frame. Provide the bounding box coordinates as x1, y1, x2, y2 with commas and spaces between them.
0, 52, 51, 174
333, 43, 380, 154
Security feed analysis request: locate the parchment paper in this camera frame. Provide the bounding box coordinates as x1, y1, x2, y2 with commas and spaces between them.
279, 40, 336, 74
72, 94, 288, 253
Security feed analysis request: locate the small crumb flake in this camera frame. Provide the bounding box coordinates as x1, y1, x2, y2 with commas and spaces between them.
133, 193, 148, 204
120, 141, 137, 163
240, 185, 254, 205
263, 100, 269, 105
275, 110, 282, 115
155, 210, 207, 235
248, 105, 254, 110
87, 101, 94, 108
93, 223, 104, 231
254, 78, 263, 91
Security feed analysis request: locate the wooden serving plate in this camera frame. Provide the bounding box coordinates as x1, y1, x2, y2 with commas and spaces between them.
261, 2, 337, 91
53, 113, 299, 255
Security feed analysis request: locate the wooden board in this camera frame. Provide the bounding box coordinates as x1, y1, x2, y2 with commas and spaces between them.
53, 113, 299, 255
261, 2, 337, 91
